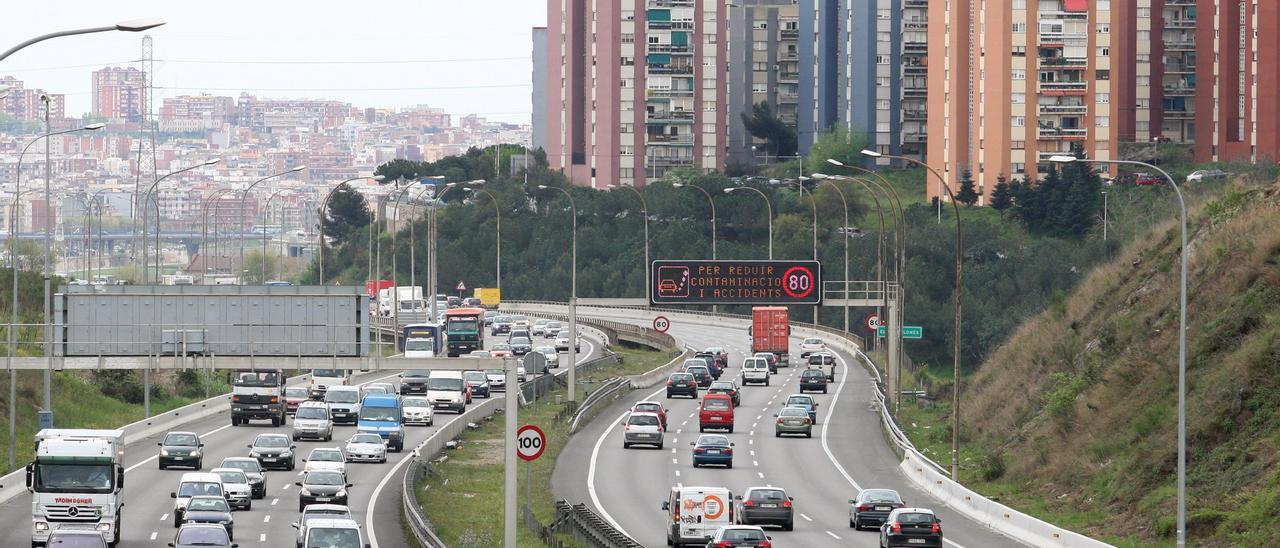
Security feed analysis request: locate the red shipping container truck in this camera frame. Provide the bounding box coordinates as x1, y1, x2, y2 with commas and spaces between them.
365, 279, 394, 299
750, 306, 791, 367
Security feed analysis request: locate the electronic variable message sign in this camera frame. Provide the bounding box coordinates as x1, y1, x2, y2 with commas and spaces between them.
650, 260, 822, 305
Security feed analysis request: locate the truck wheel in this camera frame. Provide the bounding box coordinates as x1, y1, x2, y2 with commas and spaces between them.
112, 514, 121, 545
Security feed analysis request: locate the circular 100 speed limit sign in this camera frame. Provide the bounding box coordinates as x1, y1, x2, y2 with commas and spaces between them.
516, 424, 546, 461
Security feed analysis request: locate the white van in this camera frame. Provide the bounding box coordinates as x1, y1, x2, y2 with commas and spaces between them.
170, 472, 225, 527
662, 485, 735, 546
427, 371, 467, 413
324, 386, 362, 425
309, 369, 351, 399
740, 357, 770, 386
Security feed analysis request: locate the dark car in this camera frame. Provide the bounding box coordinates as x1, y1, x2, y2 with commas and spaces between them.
247, 433, 296, 471
705, 346, 729, 369
754, 352, 779, 373
399, 369, 431, 395
707, 380, 740, 406
180, 496, 235, 540
463, 370, 491, 398
736, 487, 794, 530
509, 336, 533, 356
296, 470, 352, 512
159, 431, 204, 470
685, 365, 713, 388
168, 524, 235, 548
799, 368, 829, 394
694, 352, 722, 378
879, 508, 943, 548
447, 296, 462, 308
45, 530, 109, 548
219, 457, 266, 499
690, 434, 734, 468
850, 488, 906, 530
706, 525, 772, 547
665, 372, 698, 399
491, 316, 513, 335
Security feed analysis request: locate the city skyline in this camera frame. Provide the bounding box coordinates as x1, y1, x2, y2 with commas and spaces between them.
1, 1, 545, 124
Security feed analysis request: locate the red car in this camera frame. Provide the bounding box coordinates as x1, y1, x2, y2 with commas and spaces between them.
283, 387, 309, 414
1134, 173, 1161, 185
631, 401, 668, 430
699, 393, 735, 433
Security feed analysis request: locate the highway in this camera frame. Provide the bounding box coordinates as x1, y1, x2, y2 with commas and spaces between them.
0, 331, 599, 548
553, 312, 1025, 548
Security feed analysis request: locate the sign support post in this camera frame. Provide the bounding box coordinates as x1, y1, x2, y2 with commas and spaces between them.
504, 356, 518, 548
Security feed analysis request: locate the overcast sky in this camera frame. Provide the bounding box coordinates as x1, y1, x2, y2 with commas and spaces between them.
1, 1, 546, 124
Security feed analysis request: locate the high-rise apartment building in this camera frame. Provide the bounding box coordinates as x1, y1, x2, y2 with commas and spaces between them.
545, 0, 727, 188
1, 76, 66, 121
91, 67, 146, 122
928, 0, 1116, 204
1195, 1, 1280, 163
726, 1, 800, 168
160, 94, 236, 132
532, 27, 549, 151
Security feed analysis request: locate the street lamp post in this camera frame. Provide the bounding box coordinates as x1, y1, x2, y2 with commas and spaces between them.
724, 186, 773, 259
0, 19, 166, 62
1051, 155, 1187, 547
790, 180, 818, 324
466, 184, 502, 297
318, 175, 384, 284
8, 188, 41, 473
143, 158, 222, 282
537, 185, 578, 403
813, 178, 850, 335
426, 183, 466, 322
672, 183, 716, 259
862, 149, 963, 480
261, 190, 291, 282
239, 167, 305, 283
199, 189, 236, 283
86, 189, 110, 283
617, 185, 649, 301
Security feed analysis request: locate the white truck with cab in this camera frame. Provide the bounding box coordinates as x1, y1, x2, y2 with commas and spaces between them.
27, 429, 126, 547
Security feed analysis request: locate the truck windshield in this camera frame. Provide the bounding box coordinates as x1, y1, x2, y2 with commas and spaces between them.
307, 528, 362, 548
405, 339, 434, 351
358, 407, 399, 422
33, 463, 114, 493
234, 371, 281, 387
428, 378, 464, 391
447, 318, 479, 332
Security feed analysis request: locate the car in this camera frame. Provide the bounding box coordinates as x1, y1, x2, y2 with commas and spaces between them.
367, 382, 397, 395
509, 336, 533, 355
167, 523, 235, 548
850, 489, 906, 530
357, 394, 405, 451
303, 447, 347, 475
284, 387, 310, 414
427, 371, 468, 413
533, 346, 560, 368
699, 393, 735, 433
707, 380, 741, 406
630, 401, 668, 430
491, 316, 513, 335
784, 394, 819, 424
1186, 169, 1229, 183
741, 357, 770, 386
531, 319, 551, 336
324, 386, 362, 425
509, 328, 532, 342
705, 346, 729, 368
359, 385, 389, 399
799, 368, 829, 394
753, 352, 779, 373
483, 310, 499, 326
879, 508, 943, 547
296, 470, 352, 512
171, 472, 225, 528
517, 364, 527, 382
774, 406, 813, 438
464, 297, 483, 308
543, 321, 563, 338
295, 517, 367, 548
488, 344, 514, 358
693, 352, 722, 378
463, 370, 492, 398
690, 434, 734, 468
45, 529, 110, 548
707, 525, 772, 547
735, 487, 794, 530
555, 330, 581, 352
447, 296, 461, 308
483, 369, 508, 392
511, 315, 531, 329
622, 411, 665, 449
401, 396, 434, 426
808, 352, 837, 381
159, 431, 204, 470
398, 369, 431, 395
666, 372, 698, 399
291, 506, 354, 548
218, 457, 266, 499
799, 337, 826, 358
292, 401, 335, 441
210, 468, 253, 510
344, 433, 388, 463
685, 365, 713, 388
247, 433, 296, 471
1134, 172, 1161, 185
178, 496, 234, 539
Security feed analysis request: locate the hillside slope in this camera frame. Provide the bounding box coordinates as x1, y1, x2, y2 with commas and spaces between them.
962, 181, 1280, 546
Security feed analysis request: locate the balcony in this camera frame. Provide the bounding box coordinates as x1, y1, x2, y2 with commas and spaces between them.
646, 110, 694, 124
904, 20, 928, 31
1038, 126, 1087, 140
1040, 56, 1088, 68
1164, 62, 1196, 74
780, 29, 798, 39
1163, 84, 1195, 96
648, 0, 693, 7
904, 87, 927, 97
903, 131, 927, 143
1039, 103, 1088, 115
1038, 81, 1088, 95
647, 64, 694, 75
646, 134, 694, 146
1164, 40, 1195, 51
903, 110, 927, 120
1165, 18, 1196, 29
1165, 0, 1195, 5
1164, 108, 1195, 119
648, 44, 692, 55
779, 71, 799, 82
646, 88, 694, 99
904, 0, 928, 6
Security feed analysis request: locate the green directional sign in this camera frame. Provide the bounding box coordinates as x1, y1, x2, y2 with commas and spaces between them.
878, 325, 923, 339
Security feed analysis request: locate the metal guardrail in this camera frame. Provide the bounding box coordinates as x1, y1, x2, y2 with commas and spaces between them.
569, 377, 630, 433
554, 501, 644, 548
402, 456, 448, 548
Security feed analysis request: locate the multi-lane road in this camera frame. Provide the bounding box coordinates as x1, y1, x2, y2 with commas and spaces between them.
554, 312, 1025, 548
0, 332, 598, 548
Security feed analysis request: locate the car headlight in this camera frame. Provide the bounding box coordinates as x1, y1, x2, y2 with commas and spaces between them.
249, 451, 261, 458
96, 523, 111, 532
190, 451, 202, 458
299, 488, 311, 496
280, 451, 292, 457
34, 522, 48, 532
160, 449, 170, 456
335, 489, 347, 498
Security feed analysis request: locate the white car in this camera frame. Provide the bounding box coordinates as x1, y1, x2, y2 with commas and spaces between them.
555, 330, 581, 353
292, 504, 353, 548
343, 433, 388, 464
622, 412, 664, 449
303, 448, 347, 475
210, 468, 253, 510
531, 319, 550, 336
517, 364, 527, 382
401, 396, 434, 426
484, 369, 508, 392
741, 357, 771, 386
534, 346, 560, 368
799, 337, 826, 358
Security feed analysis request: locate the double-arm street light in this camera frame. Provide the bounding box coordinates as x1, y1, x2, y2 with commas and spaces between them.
724, 186, 773, 259
239, 167, 306, 282
318, 175, 384, 284
861, 148, 964, 481
143, 158, 222, 282
537, 185, 579, 403
789, 179, 818, 324
464, 183, 502, 297
1051, 155, 1188, 547
615, 185, 649, 300
198, 189, 237, 283
426, 182, 468, 321
808, 177, 851, 335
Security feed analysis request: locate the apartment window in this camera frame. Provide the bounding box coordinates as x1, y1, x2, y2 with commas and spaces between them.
620, 168, 634, 179
1136, 75, 1150, 86
704, 102, 716, 112
877, 100, 891, 109
620, 145, 634, 156
753, 41, 767, 51
1137, 7, 1151, 18
621, 123, 633, 133
622, 10, 634, 21
703, 124, 716, 133
1011, 141, 1026, 150
752, 21, 767, 30
752, 83, 768, 93
1096, 69, 1110, 80
1137, 30, 1150, 43
621, 78, 630, 87
783, 20, 798, 31
1096, 93, 1110, 104
703, 146, 716, 157
877, 9, 890, 20
622, 57, 634, 66
1012, 46, 1026, 56
1136, 99, 1151, 109
1011, 93, 1026, 104
1012, 163, 1026, 173
1012, 69, 1026, 80
1136, 54, 1150, 63
1096, 23, 1110, 34
876, 55, 890, 65
703, 56, 716, 66
1097, 46, 1110, 57
1013, 0, 1026, 8
1096, 116, 1109, 127
1012, 23, 1026, 33
1097, 0, 1110, 9
1012, 116, 1025, 127
876, 77, 889, 87
649, 36, 660, 44
622, 33, 634, 44
706, 33, 717, 44
876, 122, 891, 132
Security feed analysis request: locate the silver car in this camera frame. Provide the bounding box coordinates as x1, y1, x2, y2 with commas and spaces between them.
343, 433, 387, 464
533, 346, 560, 368
401, 396, 434, 426
292, 402, 334, 442
773, 406, 813, 437
210, 468, 252, 510
218, 457, 266, 499
291, 504, 353, 548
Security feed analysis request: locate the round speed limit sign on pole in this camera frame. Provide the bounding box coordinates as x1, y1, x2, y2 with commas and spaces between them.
516, 424, 546, 462
652, 315, 671, 333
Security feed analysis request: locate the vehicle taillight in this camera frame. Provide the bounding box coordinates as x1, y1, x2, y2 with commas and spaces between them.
624, 423, 631, 431
857, 504, 871, 512
715, 541, 733, 548
667, 380, 673, 386
742, 500, 754, 507
891, 522, 902, 533
931, 522, 941, 534
723, 448, 733, 455
694, 448, 705, 454
270, 396, 279, 404
782, 499, 792, 508
759, 540, 771, 548
776, 418, 785, 425
803, 418, 812, 425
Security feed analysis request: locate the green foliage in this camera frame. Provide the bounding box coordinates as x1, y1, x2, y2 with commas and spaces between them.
956, 169, 979, 205
989, 177, 1013, 213
239, 251, 278, 285
805, 127, 870, 171
320, 182, 371, 246
740, 101, 798, 157
1006, 143, 1103, 238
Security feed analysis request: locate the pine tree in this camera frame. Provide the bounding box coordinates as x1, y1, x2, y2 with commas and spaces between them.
990, 176, 1013, 215
956, 169, 980, 205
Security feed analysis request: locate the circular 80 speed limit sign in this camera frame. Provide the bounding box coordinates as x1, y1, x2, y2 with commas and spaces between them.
516, 424, 546, 462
